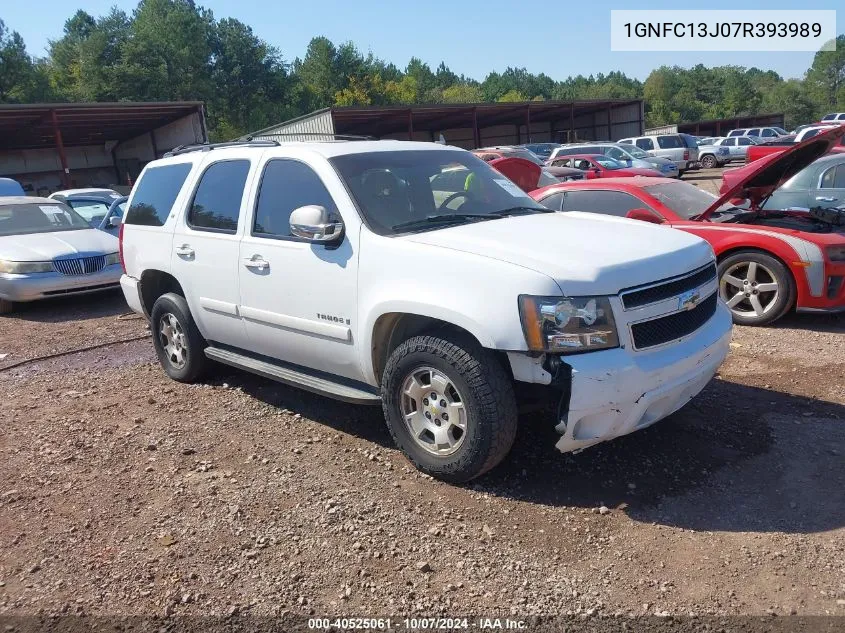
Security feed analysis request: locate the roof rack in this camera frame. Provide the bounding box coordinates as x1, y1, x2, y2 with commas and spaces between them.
165, 139, 280, 157
240, 132, 378, 141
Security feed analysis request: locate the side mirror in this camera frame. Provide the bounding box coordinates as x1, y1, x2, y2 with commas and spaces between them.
108, 216, 122, 228
626, 208, 663, 224
289, 205, 344, 243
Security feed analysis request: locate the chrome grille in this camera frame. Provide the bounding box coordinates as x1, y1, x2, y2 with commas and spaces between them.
621, 263, 717, 310
53, 256, 106, 276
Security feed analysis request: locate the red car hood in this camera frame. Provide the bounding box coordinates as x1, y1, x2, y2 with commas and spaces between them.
704, 126, 845, 219
489, 156, 541, 192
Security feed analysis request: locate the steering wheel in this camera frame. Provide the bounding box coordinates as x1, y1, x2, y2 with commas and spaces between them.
438, 191, 471, 211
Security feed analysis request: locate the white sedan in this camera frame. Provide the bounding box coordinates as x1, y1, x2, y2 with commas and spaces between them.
0, 197, 122, 313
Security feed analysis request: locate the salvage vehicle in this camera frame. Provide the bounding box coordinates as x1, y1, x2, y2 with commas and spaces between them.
0, 197, 122, 313
548, 154, 663, 178
119, 139, 731, 482
744, 126, 845, 164
530, 127, 845, 326
49, 188, 126, 233
0, 178, 26, 197
548, 143, 680, 177
697, 139, 737, 169
616, 134, 699, 175
726, 126, 789, 139
725, 152, 845, 213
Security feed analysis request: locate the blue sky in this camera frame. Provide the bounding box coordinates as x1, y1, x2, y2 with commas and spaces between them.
5, 0, 842, 81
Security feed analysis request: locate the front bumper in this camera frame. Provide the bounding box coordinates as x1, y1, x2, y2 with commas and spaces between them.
553, 302, 731, 452
0, 265, 122, 302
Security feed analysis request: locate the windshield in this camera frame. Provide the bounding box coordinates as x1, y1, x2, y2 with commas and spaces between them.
0, 202, 90, 236
617, 144, 647, 159
330, 150, 547, 235
773, 127, 788, 135
593, 157, 624, 170
642, 182, 732, 219
503, 149, 544, 165
66, 199, 110, 224
537, 169, 559, 187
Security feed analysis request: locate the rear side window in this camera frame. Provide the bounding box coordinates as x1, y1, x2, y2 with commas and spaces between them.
188, 160, 251, 233
253, 159, 338, 239
125, 163, 192, 226
656, 136, 684, 149
820, 165, 845, 189
737, 137, 753, 146
821, 114, 835, 121
635, 138, 654, 151
728, 130, 743, 137
539, 191, 565, 211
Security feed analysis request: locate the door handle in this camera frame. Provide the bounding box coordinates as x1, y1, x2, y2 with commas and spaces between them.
175, 244, 195, 257
815, 196, 837, 202
242, 256, 269, 271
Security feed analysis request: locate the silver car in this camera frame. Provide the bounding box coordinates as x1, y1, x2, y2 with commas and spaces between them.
696, 139, 733, 168
617, 135, 700, 173
0, 197, 122, 313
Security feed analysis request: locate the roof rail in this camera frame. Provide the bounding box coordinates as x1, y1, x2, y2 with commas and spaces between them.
164, 139, 280, 157
240, 132, 378, 142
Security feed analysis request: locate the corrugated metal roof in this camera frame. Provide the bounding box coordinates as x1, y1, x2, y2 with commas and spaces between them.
0, 102, 205, 150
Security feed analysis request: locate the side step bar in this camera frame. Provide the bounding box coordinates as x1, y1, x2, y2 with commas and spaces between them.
204, 346, 382, 405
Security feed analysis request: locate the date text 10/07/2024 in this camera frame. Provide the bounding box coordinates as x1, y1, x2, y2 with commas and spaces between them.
307, 618, 527, 630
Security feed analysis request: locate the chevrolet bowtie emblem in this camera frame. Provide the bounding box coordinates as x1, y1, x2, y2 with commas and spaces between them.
678, 289, 701, 311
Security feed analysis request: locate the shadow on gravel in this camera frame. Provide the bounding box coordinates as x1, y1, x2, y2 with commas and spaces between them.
210, 370, 393, 448
1, 289, 128, 323
772, 312, 844, 334
213, 365, 844, 535
478, 378, 845, 535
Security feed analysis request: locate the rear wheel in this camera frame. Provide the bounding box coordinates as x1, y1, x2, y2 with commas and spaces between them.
381, 334, 518, 483
718, 251, 794, 326
150, 292, 209, 382
700, 154, 718, 169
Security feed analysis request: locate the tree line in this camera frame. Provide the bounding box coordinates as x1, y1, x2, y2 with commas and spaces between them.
1, 0, 843, 140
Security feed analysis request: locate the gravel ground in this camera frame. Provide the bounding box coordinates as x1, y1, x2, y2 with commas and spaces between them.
1, 224, 844, 626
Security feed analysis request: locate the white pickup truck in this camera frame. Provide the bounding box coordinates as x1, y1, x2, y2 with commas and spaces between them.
118, 139, 732, 482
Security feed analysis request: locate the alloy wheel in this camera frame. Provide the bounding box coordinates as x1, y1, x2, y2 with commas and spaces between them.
159, 312, 188, 369
400, 366, 467, 456
719, 261, 780, 319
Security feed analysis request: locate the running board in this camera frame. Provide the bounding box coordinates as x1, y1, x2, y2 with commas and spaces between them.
204, 346, 382, 405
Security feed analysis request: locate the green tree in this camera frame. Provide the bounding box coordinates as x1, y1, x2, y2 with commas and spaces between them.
0, 19, 44, 102
441, 83, 482, 103
804, 35, 845, 113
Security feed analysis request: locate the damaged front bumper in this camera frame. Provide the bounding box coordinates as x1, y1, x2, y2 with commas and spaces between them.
507, 301, 732, 453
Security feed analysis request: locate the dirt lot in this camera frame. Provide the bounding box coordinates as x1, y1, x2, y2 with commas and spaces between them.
1, 174, 843, 625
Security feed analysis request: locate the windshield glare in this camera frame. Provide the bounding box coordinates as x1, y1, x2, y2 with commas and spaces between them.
0, 202, 91, 236
642, 182, 731, 219
330, 150, 546, 235
618, 144, 647, 159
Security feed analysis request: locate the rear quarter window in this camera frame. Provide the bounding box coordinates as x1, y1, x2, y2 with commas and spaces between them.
656, 136, 684, 149
125, 163, 193, 227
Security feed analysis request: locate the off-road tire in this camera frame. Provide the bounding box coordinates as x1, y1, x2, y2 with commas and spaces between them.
381, 334, 518, 483
150, 292, 209, 382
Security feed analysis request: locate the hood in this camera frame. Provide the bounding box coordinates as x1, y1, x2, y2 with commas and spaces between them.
489, 156, 541, 192
0, 228, 119, 261
403, 212, 714, 296
703, 125, 845, 219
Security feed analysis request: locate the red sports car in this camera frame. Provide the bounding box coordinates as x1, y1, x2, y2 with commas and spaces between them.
547, 154, 663, 179
529, 127, 845, 326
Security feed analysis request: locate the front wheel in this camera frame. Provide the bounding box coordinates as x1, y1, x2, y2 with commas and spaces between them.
700, 154, 718, 169
718, 251, 794, 326
381, 334, 518, 483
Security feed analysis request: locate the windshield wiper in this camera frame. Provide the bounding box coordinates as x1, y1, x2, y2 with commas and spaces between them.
489, 206, 553, 217
391, 213, 497, 232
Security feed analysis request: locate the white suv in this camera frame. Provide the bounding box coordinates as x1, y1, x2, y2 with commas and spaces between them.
118, 139, 732, 482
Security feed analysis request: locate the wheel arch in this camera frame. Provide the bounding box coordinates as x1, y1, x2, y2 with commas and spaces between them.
139, 269, 185, 316
369, 312, 510, 386
715, 246, 799, 311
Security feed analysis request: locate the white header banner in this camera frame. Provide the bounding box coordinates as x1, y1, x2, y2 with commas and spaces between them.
610, 10, 837, 52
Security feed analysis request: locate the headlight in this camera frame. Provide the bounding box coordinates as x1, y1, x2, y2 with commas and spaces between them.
519, 295, 619, 353
105, 252, 121, 266
0, 260, 54, 274
826, 246, 845, 262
